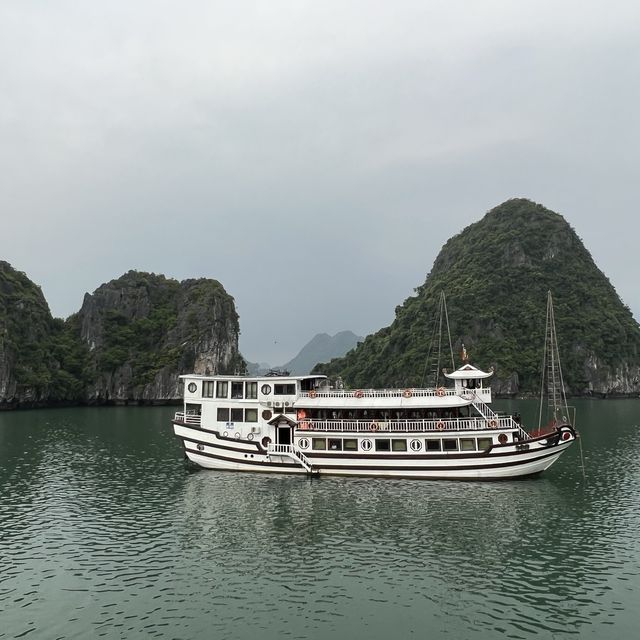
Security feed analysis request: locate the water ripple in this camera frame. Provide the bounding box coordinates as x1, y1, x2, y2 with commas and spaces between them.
1, 403, 640, 639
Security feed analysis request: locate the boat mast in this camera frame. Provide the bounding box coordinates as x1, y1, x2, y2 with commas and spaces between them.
421, 291, 455, 388
538, 291, 570, 429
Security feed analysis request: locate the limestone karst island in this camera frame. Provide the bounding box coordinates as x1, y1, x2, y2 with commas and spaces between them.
1, 199, 639, 410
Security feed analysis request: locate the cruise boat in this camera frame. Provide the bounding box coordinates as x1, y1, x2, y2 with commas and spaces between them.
171, 362, 576, 479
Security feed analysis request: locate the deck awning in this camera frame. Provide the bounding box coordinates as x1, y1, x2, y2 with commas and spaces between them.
267, 414, 298, 427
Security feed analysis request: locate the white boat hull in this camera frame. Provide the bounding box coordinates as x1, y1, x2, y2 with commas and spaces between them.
174, 423, 574, 480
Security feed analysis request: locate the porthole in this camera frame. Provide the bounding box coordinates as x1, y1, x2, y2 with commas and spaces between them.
197, 444, 204, 451
223, 431, 229, 437
234, 432, 241, 439
262, 409, 272, 420
410, 439, 422, 451
187, 382, 197, 393
361, 439, 372, 451
298, 438, 310, 449
498, 433, 508, 445
247, 433, 254, 440
261, 384, 272, 395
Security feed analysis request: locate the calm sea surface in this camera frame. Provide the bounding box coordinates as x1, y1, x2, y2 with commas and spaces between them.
1, 399, 639, 640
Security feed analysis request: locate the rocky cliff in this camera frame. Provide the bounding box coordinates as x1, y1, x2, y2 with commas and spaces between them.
316, 199, 640, 396
0, 266, 244, 408
75, 271, 244, 404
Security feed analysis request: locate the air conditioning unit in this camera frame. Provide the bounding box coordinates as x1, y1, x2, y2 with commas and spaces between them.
274, 401, 283, 408
284, 401, 290, 407
266, 401, 272, 407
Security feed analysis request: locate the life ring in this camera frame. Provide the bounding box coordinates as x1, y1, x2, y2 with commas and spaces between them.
437, 421, 445, 430
370, 422, 378, 431
309, 389, 317, 398
261, 436, 272, 448
402, 388, 413, 398
488, 419, 498, 428
436, 387, 446, 397
354, 390, 364, 398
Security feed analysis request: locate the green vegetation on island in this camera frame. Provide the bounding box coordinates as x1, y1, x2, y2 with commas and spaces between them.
314, 199, 640, 396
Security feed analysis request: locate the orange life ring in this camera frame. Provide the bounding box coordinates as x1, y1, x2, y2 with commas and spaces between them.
354, 390, 364, 398
308, 389, 317, 398
437, 421, 445, 430
489, 419, 498, 428
370, 422, 378, 431
402, 389, 413, 398
436, 387, 446, 397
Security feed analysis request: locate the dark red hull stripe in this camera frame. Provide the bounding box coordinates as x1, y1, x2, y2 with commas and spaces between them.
181, 440, 565, 472
175, 430, 567, 461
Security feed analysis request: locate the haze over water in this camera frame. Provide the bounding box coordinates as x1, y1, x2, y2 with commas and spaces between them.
1, 400, 639, 639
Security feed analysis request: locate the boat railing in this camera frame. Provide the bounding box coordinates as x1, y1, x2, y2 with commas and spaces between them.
301, 388, 463, 399
296, 416, 520, 433
174, 412, 202, 426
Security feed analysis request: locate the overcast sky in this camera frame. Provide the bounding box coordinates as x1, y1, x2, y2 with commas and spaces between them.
2, 1, 639, 364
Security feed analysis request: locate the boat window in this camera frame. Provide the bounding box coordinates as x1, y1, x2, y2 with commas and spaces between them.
312, 438, 326, 450
477, 437, 492, 451
443, 439, 458, 451
392, 439, 407, 451
328, 439, 342, 451
375, 439, 391, 452
186, 403, 202, 416
203, 381, 215, 398
230, 408, 243, 422
245, 408, 258, 423
274, 383, 296, 395
426, 440, 441, 451
217, 408, 230, 422
261, 384, 272, 395
262, 409, 272, 420
343, 439, 358, 451
231, 382, 244, 399
246, 381, 258, 399
460, 438, 476, 451
216, 381, 229, 398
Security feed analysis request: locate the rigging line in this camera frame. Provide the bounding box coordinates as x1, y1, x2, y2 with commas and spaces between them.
443, 292, 455, 373
420, 298, 440, 387
538, 292, 550, 430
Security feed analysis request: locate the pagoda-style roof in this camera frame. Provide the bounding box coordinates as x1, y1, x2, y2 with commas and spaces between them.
444, 363, 493, 380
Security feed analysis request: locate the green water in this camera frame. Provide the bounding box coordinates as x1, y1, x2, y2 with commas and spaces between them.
1, 400, 639, 639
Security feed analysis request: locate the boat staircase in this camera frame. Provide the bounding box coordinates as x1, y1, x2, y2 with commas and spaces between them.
267, 444, 314, 474
467, 390, 498, 421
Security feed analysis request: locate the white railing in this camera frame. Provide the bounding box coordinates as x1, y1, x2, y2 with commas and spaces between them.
296, 416, 519, 433
174, 412, 202, 426
267, 444, 313, 472
300, 387, 458, 399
